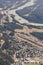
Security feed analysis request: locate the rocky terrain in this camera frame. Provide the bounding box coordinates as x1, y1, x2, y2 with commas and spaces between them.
0, 0, 43, 65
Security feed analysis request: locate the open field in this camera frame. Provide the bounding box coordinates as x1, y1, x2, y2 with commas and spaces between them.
24, 63, 39, 65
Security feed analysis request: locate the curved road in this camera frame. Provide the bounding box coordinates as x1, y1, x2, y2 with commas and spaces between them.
11, 0, 43, 26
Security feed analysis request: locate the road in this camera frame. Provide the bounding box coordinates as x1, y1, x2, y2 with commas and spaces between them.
11, 0, 43, 26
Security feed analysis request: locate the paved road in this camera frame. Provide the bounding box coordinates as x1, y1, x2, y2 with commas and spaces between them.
11, 0, 43, 26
